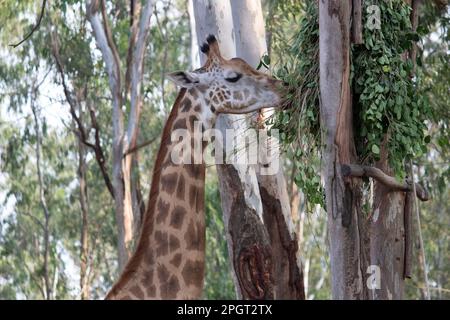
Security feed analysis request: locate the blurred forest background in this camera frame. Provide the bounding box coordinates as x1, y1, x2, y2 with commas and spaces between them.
0, 0, 448, 299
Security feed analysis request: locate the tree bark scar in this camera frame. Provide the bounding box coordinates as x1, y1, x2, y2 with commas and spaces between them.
260, 187, 305, 299
238, 244, 272, 299
227, 167, 274, 300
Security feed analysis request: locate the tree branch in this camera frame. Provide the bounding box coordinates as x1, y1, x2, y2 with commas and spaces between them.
51, 30, 115, 199
341, 164, 430, 201
9, 0, 47, 48
123, 136, 158, 157
124, 0, 142, 97
125, 0, 155, 152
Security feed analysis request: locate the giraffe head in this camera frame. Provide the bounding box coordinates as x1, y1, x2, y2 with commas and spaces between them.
168, 35, 284, 115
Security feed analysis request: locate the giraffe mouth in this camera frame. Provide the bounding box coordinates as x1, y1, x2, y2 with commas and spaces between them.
222, 104, 280, 115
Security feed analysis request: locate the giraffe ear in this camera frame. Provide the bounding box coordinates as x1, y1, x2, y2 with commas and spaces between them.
167, 71, 199, 88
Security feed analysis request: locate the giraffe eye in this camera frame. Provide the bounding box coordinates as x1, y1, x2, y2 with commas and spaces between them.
224, 73, 242, 83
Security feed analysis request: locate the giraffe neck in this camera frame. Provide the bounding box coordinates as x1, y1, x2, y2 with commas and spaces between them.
106, 88, 212, 299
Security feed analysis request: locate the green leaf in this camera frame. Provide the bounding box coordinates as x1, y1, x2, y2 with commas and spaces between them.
371, 144, 380, 155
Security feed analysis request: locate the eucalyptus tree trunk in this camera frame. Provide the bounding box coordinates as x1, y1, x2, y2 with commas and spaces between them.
86, 0, 155, 271
231, 0, 305, 300
193, 0, 274, 299
366, 0, 426, 300
319, 0, 368, 299
320, 0, 428, 300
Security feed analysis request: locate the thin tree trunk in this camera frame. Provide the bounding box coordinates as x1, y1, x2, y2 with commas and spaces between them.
319, 0, 368, 299
410, 162, 430, 300
30, 83, 52, 300
87, 0, 155, 271
87, 0, 130, 271
77, 111, 90, 300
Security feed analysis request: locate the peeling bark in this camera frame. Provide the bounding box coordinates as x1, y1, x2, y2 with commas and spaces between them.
232, 0, 305, 299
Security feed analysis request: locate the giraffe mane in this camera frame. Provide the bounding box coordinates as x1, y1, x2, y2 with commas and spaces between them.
105, 88, 188, 298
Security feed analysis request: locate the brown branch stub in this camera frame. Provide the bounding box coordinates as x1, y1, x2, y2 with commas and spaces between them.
341, 164, 430, 201
9, 0, 47, 48
123, 136, 158, 157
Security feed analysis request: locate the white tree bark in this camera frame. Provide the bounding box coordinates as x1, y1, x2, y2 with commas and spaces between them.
86, 0, 155, 272
123, 0, 155, 244
193, 0, 274, 299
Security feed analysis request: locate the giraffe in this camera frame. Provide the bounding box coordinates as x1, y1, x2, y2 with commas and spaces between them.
106, 35, 284, 299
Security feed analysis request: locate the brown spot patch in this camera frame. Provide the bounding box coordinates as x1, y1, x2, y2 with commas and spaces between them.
170, 253, 182, 267
170, 206, 187, 229
160, 275, 180, 299
143, 269, 154, 285
184, 219, 205, 250
146, 285, 156, 297
190, 89, 198, 100
145, 249, 155, 265
196, 189, 204, 213
181, 99, 192, 112
181, 259, 205, 287
155, 231, 169, 256
130, 285, 145, 298
189, 185, 198, 209
173, 119, 187, 130
185, 164, 201, 178
156, 198, 170, 224
157, 264, 170, 283
161, 172, 178, 193
188, 115, 200, 129
169, 234, 181, 252
176, 174, 185, 200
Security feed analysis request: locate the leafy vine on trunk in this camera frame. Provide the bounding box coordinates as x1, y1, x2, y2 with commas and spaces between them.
353, 0, 431, 177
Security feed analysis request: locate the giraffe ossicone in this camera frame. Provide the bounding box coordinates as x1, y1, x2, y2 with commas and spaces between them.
106, 35, 284, 300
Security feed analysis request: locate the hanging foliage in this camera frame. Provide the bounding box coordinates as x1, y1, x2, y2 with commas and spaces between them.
353, 0, 431, 177
270, 0, 323, 209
